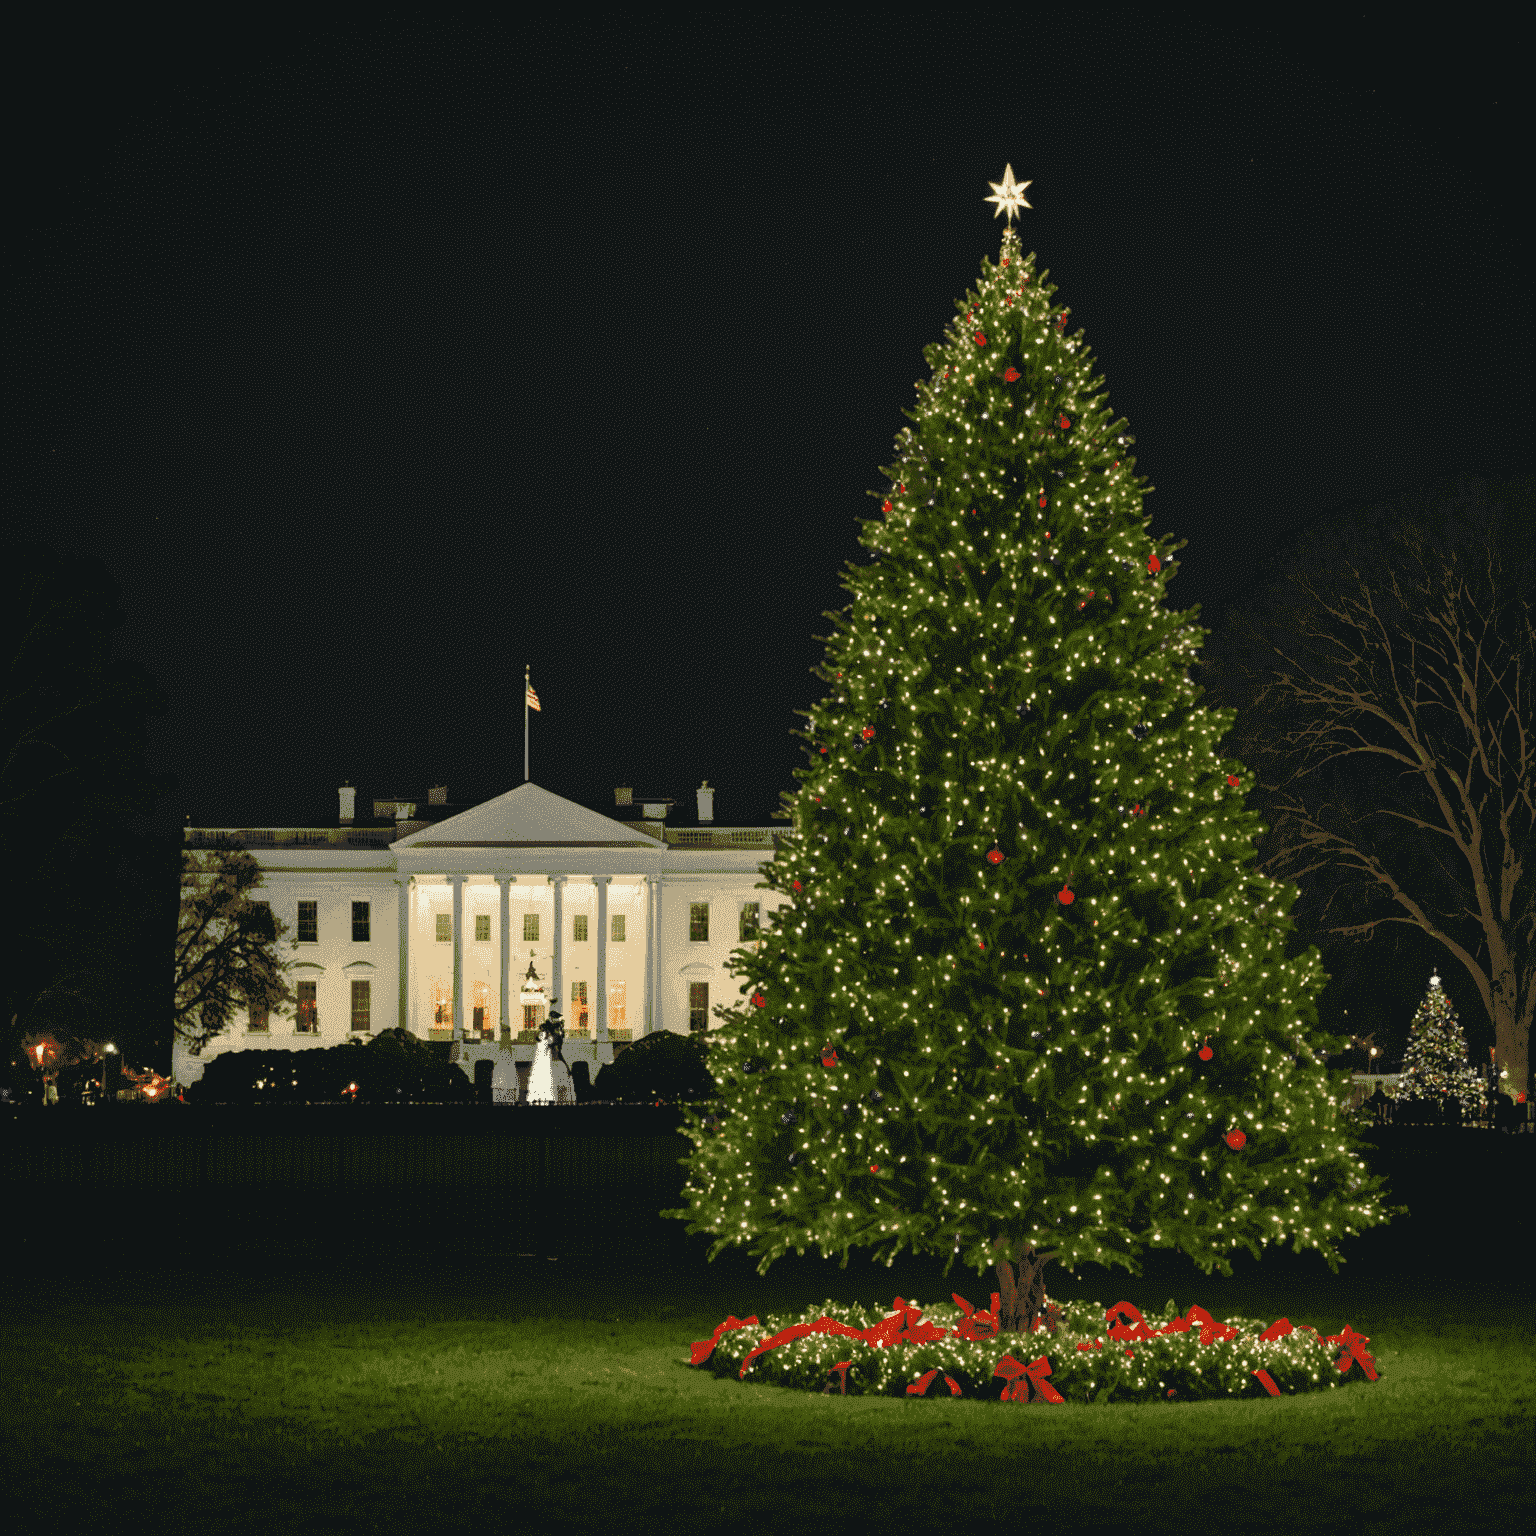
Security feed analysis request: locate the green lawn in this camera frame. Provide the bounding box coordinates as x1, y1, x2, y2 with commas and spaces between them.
2, 1228, 1529, 1535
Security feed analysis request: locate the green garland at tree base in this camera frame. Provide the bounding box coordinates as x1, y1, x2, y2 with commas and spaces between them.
689, 1297, 1381, 1404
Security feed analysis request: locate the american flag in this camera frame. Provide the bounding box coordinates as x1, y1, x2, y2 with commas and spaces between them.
525, 680, 541, 712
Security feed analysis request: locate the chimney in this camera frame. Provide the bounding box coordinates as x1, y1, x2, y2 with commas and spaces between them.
614, 786, 632, 806
338, 784, 356, 824
696, 780, 714, 822
428, 786, 447, 805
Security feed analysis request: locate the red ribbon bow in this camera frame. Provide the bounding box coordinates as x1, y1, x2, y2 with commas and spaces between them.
950, 1292, 1002, 1341
992, 1353, 1065, 1403
1326, 1325, 1378, 1381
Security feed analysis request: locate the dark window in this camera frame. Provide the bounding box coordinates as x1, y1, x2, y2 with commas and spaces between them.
247, 1003, 269, 1032
740, 902, 760, 941
475, 914, 490, 941
296, 981, 318, 1032
297, 902, 318, 944
436, 913, 451, 942
689, 982, 709, 1034
352, 901, 370, 942
689, 903, 709, 942
611, 914, 625, 942
523, 913, 539, 942
573, 915, 588, 941
571, 981, 588, 1028
472, 1005, 485, 1032
350, 980, 370, 1032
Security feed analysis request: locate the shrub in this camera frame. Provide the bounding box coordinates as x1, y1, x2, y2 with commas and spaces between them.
592, 1029, 717, 1104
184, 1031, 472, 1103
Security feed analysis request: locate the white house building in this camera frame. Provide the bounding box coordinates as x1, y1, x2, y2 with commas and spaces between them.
174, 779, 790, 1096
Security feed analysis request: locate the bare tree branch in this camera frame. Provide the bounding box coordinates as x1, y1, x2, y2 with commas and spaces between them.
1200, 474, 1534, 1101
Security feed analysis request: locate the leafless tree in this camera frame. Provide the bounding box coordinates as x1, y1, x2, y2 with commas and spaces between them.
1200, 475, 1533, 1103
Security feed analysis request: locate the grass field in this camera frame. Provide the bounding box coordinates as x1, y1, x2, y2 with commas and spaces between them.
2, 1220, 1530, 1535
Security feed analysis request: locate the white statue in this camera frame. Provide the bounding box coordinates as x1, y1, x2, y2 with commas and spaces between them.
526, 1006, 575, 1105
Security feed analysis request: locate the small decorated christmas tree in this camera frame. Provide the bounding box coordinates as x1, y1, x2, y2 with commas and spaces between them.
1389, 973, 1486, 1118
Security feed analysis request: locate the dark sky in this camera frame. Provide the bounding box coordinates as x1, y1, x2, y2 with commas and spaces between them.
6, 15, 1526, 837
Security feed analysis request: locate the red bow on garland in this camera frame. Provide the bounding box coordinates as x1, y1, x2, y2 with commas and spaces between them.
992, 1353, 1065, 1403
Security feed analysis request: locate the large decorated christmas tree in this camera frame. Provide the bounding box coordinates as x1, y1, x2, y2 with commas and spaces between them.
1389, 973, 1486, 1118
663, 168, 1396, 1332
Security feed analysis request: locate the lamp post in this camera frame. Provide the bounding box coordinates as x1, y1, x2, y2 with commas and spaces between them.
102, 1042, 117, 1105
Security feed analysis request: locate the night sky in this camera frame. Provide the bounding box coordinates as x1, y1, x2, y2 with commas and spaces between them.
6, 15, 1526, 841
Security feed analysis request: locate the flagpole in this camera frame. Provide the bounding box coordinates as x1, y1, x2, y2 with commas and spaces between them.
524, 663, 530, 782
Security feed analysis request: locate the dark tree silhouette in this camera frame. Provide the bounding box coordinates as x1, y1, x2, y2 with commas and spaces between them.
1199, 474, 1534, 1105
1, 543, 174, 1070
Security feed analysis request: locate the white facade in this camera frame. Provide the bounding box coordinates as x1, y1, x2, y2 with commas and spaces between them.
174, 781, 788, 1090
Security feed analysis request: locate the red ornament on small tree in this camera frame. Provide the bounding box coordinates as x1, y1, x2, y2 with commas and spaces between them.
1198, 1042, 1213, 1062
974, 332, 987, 346
1149, 553, 1162, 574
987, 848, 1004, 866
1227, 774, 1240, 787
1226, 1129, 1247, 1150
1057, 885, 1075, 906
752, 992, 766, 1009
1004, 367, 1020, 382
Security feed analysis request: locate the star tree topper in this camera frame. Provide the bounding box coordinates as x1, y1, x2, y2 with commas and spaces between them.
985, 163, 1033, 224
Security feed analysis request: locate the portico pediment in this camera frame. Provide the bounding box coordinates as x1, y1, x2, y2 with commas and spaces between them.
393, 781, 661, 852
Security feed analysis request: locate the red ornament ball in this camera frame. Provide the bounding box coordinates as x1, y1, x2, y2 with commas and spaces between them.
987, 848, 1004, 866
1004, 367, 1021, 382
819, 746, 827, 754
1198, 1045, 1213, 1062
793, 880, 802, 892
861, 726, 874, 740
974, 331, 987, 346
871, 1164, 880, 1173
1058, 414, 1070, 430
1058, 885, 1075, 906
1039, 494, 1048, 509
752, 992, 766, 1009
1227, 774, 1240, 787
1149, 553, 1162, 574
882, 499, 893, 513
1226, 1129, 1247, 1151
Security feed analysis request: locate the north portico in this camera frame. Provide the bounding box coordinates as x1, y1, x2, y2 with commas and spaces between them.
175, 779, 789, 1092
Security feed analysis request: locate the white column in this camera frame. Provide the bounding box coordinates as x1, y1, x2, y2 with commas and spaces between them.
497, 875, 513, 1037
407, 877, 420, 1036
645, 873, 660, 1037
594, 876, 611, 1058
449, 873, 467, 1042
395, 876, 410, 1031
551, 874, 567, 1021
